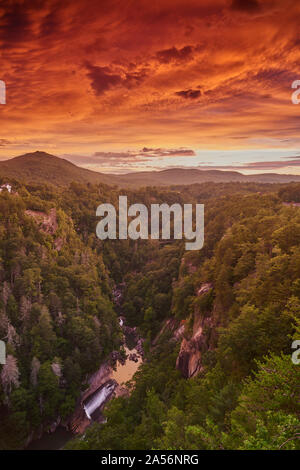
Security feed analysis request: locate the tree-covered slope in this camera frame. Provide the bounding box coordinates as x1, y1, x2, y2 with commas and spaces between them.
0, 179, 299, 450
0, 151, 119, 187
66, 187, 300, 450
0, 188, 121, 449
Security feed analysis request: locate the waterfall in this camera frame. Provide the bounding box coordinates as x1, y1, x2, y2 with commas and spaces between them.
83, 381, 116, 420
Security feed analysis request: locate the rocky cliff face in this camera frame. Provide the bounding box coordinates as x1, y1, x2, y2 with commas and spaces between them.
176, 336, 202, 378
25, 208, 58, 234
176, 283, 216, 378
25, 207, 66, 251
153, 317, 185, 346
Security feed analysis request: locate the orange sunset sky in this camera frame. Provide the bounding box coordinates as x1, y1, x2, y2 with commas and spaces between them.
0, 0, 300, 174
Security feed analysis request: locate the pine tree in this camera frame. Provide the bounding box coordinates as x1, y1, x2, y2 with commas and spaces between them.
30, 357, 41, 387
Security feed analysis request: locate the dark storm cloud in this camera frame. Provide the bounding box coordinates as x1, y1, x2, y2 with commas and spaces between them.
156, 46, 194, 64
40, 9, 61, 38
123, 69, 148, 88
86, 63, 147, 95
86, 64, 123, 95
175, 89, 201, 99
230, 0, 260, 12
253, 68, 296, 85
0, 3, 32, 46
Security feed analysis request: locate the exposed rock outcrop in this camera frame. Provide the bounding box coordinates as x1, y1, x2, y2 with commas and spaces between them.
25, 208, 58, 234
153, 317, 185, 346
176, 337, 202, 378
197, 282, 213, 296
176, 283, 216, 378
176, 314, 216, 378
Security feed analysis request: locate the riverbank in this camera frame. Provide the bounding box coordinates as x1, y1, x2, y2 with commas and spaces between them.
26, 314, 143, 450
26, 427, 73, 450
69, 318, 143, 434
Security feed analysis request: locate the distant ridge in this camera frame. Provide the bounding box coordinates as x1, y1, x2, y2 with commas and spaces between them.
1, 151, 300, 187
116, 167, 300, 186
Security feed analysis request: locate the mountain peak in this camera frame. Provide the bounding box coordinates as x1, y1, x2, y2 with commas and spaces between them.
18, 150, 58, 159
0, 150, 116, 187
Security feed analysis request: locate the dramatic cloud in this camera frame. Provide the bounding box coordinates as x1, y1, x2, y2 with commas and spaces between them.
156, 46, 194, 63
230, 0, 260, 12
0, 139, 11, 147
0, 3, 32, 47
141, 148, 196, 157
86, 63, 147, 95
65, 147, 196, 168
0, 0, 300, 174
86, 65, 123, 95
175, 89, 201, 99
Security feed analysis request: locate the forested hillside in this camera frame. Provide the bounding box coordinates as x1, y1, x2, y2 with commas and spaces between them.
0, 179, 299, 450
0, 185, 121, 449
65, 183, 300, 451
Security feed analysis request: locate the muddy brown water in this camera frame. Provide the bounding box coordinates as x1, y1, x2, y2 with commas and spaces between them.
26, 344, 142, 450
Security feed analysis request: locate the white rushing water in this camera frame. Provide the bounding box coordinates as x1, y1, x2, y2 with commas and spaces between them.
83, 382, 116, 420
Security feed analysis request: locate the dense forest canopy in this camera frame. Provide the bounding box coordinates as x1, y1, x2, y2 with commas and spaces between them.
0, 178, 299, 450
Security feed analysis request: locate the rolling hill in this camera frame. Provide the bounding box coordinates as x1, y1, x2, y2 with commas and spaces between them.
1, 151, 300, 187
0, 151, 120, 187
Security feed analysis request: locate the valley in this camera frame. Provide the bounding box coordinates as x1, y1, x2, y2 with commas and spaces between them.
0, 169, 299, 450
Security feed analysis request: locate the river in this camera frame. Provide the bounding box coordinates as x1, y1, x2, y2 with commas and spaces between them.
112, 346, 142, 384
26, 321, 142, 450
26, 427, 74, 450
